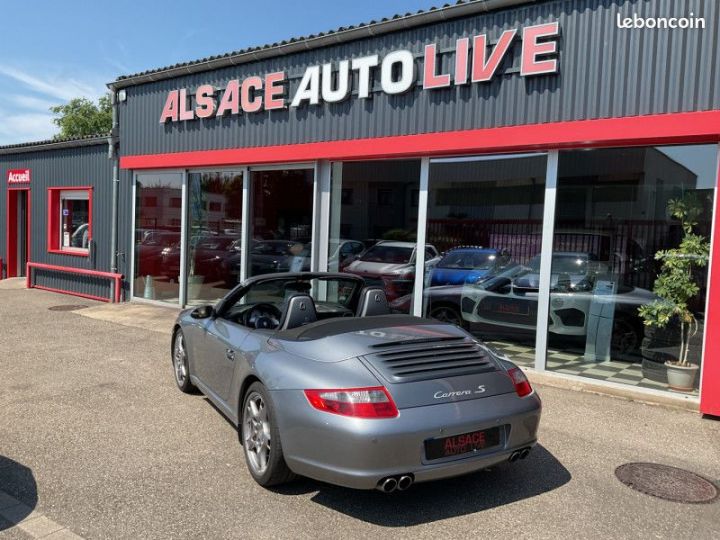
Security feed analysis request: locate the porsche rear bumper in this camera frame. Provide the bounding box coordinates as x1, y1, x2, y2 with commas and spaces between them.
272, 390, 541, 490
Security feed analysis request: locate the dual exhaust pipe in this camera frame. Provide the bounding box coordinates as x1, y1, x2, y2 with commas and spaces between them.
508, 447, 532, 462
377, 474, 414, 493
377, 448, 531, 492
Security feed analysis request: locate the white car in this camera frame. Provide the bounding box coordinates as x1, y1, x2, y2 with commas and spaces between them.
460, 253, 655, 358
344, 241, 441, 302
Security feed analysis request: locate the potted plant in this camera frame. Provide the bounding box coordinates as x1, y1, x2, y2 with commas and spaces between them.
638, 193, 709, 392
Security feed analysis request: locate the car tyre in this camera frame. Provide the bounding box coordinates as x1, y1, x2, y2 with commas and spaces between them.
240, 382, 296, 487
611, 315, 642, 358
172, 328, 197, 393
430, 304, 466, 328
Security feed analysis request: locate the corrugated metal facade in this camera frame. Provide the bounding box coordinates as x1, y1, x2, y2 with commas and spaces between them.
0, 142, 129, 299
119, 0, 720, 157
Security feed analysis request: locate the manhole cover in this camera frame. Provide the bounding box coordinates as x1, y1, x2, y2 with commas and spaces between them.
615, 463, 718, 503
48, 305, 88, 312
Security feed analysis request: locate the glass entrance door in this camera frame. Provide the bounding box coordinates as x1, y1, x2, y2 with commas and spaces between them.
422, 154, 549, 367
248, 168, 314, 277
133, 172, 184, 303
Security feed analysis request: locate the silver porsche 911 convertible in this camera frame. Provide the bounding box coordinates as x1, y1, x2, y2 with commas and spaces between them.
171, 272, 541, 492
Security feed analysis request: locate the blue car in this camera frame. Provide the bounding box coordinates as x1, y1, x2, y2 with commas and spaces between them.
429, 247, 509, 286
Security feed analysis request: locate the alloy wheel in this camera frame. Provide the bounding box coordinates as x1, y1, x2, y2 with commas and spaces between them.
431, 307, 463, 327
173, 333, 188, 385
243, 392, 272, 475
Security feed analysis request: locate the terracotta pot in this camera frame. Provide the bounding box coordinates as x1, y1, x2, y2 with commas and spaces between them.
665, 362, 699, 392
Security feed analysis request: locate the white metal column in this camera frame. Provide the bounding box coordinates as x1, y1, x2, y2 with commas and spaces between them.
129, 175, 137, 299
315, 161, 332, 272
412, 157, 430, 316
534, 150, 559, 371
239, 167, 251, 283
179, 171, 188, 306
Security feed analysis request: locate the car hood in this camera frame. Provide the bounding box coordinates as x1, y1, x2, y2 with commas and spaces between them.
513, 272, 587, 289
431, 267, 491, 285
345, 260, 412, 276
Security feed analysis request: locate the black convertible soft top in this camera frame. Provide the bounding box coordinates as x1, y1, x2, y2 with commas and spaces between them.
276, 314, 438, 341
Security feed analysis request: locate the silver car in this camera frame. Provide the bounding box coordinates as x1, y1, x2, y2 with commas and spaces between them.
171, 272, 541, 492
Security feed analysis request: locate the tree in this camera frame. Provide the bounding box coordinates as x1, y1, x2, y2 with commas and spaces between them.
638, 193, 710, 366
50, 94, 112, 139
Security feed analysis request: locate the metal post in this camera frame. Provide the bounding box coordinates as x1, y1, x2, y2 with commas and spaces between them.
534, 150, 559, 371
239, 168, 251, 283
412, 157, 430, 317
109, 91, 120, 302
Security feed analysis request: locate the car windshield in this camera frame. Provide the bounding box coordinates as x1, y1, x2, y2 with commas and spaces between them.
437, 251, 496, 270
240, 276, 363, 309
526, 254, 589, 274
252, 242, 292, 255
359, 245, 413, 263
142, 232, 179, 247
197, 236, 234, 250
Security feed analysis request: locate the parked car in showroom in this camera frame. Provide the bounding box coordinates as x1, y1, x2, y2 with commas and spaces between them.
460, 253, 655, 359
428, 246, 512, 286
171, 272, 541, 491
343, 241, 441, 301
161, 234, 239, 282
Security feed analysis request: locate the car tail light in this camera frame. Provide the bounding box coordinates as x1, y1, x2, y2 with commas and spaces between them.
507, 367, 533, 397
304, 386, 399, 419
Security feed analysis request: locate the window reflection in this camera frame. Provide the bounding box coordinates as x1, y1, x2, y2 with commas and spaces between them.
422, 155, 548, 360
248, 169, 314, 277
329, 160, 425, 304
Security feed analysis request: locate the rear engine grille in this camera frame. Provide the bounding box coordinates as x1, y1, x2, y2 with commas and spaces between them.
364, 337, 497, 383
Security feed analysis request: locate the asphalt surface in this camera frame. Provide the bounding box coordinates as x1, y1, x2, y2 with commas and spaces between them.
0, 286, 719, 539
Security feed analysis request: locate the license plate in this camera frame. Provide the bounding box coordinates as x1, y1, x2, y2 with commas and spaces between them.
425, 427, 501, 460
492, 300, 529, 316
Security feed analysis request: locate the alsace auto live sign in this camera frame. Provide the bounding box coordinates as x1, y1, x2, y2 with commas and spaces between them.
7, 169, 31, 184
160, 22, 559, 123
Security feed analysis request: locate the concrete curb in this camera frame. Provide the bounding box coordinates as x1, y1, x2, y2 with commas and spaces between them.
0, 490, 83, 539
524, 368, 700, 412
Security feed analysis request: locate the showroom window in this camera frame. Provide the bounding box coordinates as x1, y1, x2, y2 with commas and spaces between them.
47, 187, 92, 255
185, 170, 244, 305
422, 154, 548, 365
329, 160, 422, 309
248, 167, 314, 277
133, 173, 184, 303
545, 145, 717, 395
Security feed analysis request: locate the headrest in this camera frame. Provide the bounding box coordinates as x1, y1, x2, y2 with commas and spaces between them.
279, 294, 318, 330
356, 287, 391, 317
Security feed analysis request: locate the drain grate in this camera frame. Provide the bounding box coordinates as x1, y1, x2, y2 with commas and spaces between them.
48, 305, 89, 312
615, 462, 718, 504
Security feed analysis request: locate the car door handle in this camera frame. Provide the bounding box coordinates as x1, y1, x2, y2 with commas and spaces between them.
226, 349, 235, 362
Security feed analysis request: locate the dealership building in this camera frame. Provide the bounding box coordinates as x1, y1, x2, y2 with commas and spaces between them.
1, 0, 719, 415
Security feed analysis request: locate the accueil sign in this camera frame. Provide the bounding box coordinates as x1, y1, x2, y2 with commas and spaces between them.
7, 169, 31, 184
159, 21, 559, 123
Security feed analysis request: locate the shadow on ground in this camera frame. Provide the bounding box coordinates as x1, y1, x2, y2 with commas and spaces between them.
0, 456, 38, 531
274, 444, 570, 526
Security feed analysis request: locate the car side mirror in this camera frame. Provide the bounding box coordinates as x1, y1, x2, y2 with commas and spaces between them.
190, 305, 215, 319
485, 277, 512, 294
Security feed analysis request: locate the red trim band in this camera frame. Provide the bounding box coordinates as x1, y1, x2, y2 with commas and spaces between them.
120, 111, 720, 170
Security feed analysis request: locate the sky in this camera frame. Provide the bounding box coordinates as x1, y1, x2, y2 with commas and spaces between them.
0, 0, 440, 146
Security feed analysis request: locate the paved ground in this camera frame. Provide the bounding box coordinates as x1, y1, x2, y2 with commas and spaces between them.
0, 285, 719, 539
